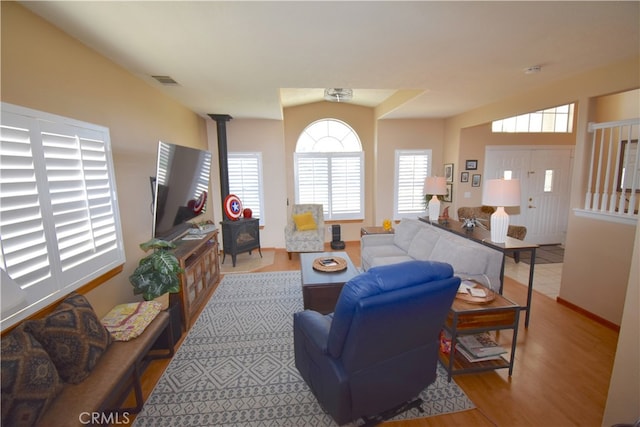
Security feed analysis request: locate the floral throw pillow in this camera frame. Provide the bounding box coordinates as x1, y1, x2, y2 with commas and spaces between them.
101, 301, 162, 341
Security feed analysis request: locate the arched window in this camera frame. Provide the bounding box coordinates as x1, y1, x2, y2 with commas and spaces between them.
294, 119, 364, 220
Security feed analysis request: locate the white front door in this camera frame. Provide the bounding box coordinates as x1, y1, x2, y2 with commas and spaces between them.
484, 146, 573, 245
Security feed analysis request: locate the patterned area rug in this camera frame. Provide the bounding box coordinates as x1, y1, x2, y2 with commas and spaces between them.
133, 271, 474, 426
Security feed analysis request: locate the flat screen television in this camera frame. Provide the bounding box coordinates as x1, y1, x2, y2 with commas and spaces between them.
151, 141, 212, 241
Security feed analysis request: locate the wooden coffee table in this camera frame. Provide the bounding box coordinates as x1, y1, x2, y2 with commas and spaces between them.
300, 251, 359, 314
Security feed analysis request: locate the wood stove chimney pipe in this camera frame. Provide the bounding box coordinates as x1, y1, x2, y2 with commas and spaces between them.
208, 114, 233, 220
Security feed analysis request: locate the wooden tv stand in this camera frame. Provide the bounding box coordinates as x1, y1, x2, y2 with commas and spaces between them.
173, 230, 220, 330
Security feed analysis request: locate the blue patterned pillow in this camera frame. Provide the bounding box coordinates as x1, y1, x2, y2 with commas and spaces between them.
1, 324, 63, 427
25, 293, 112, 384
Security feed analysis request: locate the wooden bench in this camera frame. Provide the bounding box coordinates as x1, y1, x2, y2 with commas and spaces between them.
35, 311, 174, 427
2, 283, 175, 427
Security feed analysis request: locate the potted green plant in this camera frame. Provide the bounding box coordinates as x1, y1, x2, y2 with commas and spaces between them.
129, 238, 183, 304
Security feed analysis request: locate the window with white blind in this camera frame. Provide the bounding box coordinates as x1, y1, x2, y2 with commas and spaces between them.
228, 152, 264, 226
394, 149, 432, 219
294, 119, 363, 220
0, 103, 125, 330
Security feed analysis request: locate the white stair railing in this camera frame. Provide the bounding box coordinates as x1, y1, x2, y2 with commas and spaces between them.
584, 118, 639, 220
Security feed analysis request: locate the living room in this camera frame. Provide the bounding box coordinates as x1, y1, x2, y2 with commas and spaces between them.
1, 1, 638, 426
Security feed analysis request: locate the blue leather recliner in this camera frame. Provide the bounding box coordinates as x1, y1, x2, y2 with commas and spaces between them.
293, 260, 460, 425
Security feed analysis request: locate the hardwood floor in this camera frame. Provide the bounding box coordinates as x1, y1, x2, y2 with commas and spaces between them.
125, 241, 618, 426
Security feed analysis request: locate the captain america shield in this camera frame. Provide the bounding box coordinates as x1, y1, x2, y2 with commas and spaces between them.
224, 194, 243, 220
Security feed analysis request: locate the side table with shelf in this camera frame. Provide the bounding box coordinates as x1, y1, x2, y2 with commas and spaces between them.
439, 286, 520, 381
172, 230, 220, 331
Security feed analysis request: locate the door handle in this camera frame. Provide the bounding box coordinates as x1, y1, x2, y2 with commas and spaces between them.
528, 205, 536, 208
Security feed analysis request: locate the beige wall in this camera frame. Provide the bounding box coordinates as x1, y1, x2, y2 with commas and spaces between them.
279, 104, 447, 241
560, 86, 639, 326
562, 216, 636, 320
602, 219, 640, 426
207, 118, 289, 248
376, 119, 445, 225
1, 2, 211, 317
282, 102, 376, 243
595, 88, 640, 122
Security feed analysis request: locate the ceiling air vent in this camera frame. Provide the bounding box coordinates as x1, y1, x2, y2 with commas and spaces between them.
151, 75, 179, 85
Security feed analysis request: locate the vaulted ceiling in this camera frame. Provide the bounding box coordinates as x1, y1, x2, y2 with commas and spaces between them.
22, 1, 640, 120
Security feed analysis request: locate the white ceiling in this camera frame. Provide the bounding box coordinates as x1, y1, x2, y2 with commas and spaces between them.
21, 1, 640, 120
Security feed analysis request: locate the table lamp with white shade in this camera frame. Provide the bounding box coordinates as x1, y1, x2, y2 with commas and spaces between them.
482, 178, 521, 243
423, 176, 447, 222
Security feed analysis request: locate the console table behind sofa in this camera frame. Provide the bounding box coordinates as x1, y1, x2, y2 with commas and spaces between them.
420, 217, 538, 327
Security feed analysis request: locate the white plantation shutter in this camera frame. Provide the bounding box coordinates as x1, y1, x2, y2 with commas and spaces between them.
228, 152, 265, 225
394, 150, 431, 219
0, 114, 54, 298
294, 152, 363, 220
294, 119, 364, 220
0, 103, 125, 330
295, 155, 329, 208
328, 155, 362, 217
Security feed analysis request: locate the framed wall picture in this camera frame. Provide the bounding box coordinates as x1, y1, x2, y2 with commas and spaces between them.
472, 174, 481, 187
444, 163, 454, 183
461, 172, 469, 183
443, 183, 453, 202
617, 140, 640, 192
465, 160, 478, 170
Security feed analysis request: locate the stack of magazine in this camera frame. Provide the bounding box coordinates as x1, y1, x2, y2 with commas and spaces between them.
455, 332, 507, 362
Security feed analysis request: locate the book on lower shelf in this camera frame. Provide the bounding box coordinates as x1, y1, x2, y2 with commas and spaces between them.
455, 344, 505, 363
457, 332, 507, 358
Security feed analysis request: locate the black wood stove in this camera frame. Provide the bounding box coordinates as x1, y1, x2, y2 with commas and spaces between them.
209, 114, 262, 268
221, 218, 261, 267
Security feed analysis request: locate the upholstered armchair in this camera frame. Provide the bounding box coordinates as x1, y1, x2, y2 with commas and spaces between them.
285, 204, 326, 260
293, 260, 460, 425
458, 206, 527, 262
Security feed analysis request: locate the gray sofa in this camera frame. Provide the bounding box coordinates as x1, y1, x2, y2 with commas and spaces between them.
361, 218, 504, 291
